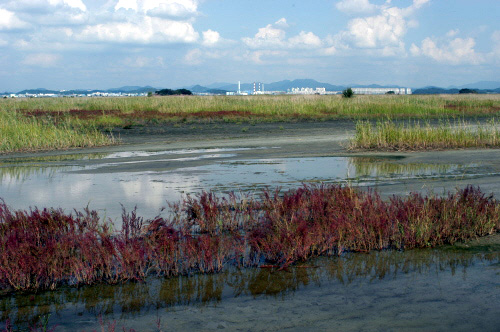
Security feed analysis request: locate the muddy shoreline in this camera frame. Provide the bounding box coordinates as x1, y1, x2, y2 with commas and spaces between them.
3, 119, 500, 199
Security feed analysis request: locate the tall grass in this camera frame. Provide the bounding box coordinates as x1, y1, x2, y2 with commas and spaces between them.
1, 184, 498, 293
2, 94, 499, 121
0, 111, 115, 153
350, 119, 500, 150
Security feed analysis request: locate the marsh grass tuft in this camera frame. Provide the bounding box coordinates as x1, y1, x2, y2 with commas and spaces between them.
350, 119, 500, 151
0, 111, 115, 153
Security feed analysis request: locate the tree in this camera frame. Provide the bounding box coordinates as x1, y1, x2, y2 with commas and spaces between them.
459, 88, 477, 94
342, 87, 354, 98
155, 89, 193, 96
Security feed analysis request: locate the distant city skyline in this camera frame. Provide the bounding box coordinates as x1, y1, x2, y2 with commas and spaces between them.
0, 0, 499, 92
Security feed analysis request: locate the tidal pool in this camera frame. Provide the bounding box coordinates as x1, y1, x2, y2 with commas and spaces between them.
1, 245, 498, 331
0, 146, 499, 331
0, 147, 478, 221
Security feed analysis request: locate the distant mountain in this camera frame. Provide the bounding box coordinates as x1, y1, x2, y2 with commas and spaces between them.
18, 88, 60, 94
108, 86, 157, 93
413, 86, 500, 94
413, 87, 460, 94
205, 82, 233, 89
350, 84, 404, 89
14, 86, 159, 95
448, 81, 500, 90
187, 85, 228, 94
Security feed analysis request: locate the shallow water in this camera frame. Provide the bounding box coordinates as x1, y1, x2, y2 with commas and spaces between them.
1, 247, 498, 331
0, 147, 478, 221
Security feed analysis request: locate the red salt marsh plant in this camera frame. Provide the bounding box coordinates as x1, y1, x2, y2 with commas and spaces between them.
0, 184, 499, 293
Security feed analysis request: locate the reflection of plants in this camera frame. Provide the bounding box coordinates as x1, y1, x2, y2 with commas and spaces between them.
348, 157, 455, 177
0, 185, 498, 295
2, 247, 497, 328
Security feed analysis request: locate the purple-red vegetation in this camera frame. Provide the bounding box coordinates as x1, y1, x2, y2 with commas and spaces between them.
1, 185, 499, 293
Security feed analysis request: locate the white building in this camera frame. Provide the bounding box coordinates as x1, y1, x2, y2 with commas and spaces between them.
351, 87, 412, 95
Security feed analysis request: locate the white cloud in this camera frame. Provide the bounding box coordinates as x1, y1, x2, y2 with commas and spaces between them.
202, 29, 220, 47
335, 0, 429, 56
274, 18, 289, 28
0, 8, 29, 30
115, 0, 138, 11
22, 53, 61, 67
446, 29, 459, 38
79, 17, 199, 44
288, 31, 322, 49
243, 19, 323, 51
336, 0, 378, 15
411, 36, 484, 65
115, 0, 198, 19
49, 0, 87, 11
243, 22, 286, 49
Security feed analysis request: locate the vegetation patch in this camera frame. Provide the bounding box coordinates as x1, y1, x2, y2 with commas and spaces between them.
0, 111, 115, 153
1, 184, 498, 293
350, 119, 500, 151
3, 94, 499, 124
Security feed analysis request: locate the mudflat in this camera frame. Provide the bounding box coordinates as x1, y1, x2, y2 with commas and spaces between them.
3, 119, 500, 199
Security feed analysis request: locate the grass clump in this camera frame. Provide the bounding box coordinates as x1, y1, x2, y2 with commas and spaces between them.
350, 119, 500, 151
0, 111, 115, 153
2, 94, 499, 123
1, 184, 499, 293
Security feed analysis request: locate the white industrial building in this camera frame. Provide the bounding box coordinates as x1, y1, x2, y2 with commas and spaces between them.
351, 87, 412, 95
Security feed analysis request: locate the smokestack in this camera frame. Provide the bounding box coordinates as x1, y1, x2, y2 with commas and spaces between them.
238, 81, 241, 94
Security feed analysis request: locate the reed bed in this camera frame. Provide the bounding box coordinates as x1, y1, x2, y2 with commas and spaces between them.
350, 119, 500, 151
0, 111, 115, 153
1, 184, 498, 293
2, 94, 499, 122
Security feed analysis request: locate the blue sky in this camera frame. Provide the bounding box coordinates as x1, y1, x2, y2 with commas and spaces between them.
0, 0, 499, 91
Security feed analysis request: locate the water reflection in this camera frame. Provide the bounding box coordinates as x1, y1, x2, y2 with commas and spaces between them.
0, 150, 478, 220
1, 247, 498, 327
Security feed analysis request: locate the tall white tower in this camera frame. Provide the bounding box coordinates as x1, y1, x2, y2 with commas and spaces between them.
238, 81, 241, 94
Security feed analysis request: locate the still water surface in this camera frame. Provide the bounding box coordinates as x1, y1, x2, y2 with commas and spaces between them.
1, 247, 499, 331
0, 147, 499, 330
0, 147, 474, 221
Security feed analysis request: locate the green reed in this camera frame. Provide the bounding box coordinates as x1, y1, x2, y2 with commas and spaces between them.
350, 119, 500, 150
0, 111, 115, 153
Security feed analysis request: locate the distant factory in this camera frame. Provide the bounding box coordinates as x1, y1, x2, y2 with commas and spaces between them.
225, 81, 412, 96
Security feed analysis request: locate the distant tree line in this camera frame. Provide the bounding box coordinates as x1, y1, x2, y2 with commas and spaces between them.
155, 89, 192, 96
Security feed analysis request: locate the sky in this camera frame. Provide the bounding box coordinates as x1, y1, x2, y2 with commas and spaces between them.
0, 0, 499, 91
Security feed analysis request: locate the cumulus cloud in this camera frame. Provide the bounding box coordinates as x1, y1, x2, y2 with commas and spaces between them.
335, 0, 429, 56
79, 17, 199, 44
49, 0, 87, 11
242, 19, 287, 49
202, 29, 220, 47
115, 0, 198, 19
22, 53, 61, 67
410, 36, 484, 65
243, 18, 323, 51
288, 31, 322, 49
76, 0, 201, 45
0, 8, 30, 30
336, 0, 378, 15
